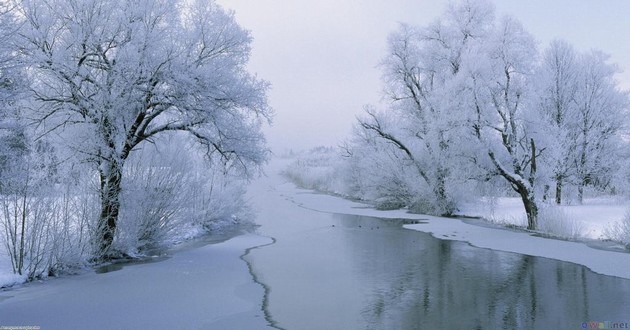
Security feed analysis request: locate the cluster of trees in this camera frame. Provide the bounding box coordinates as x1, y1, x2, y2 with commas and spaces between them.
312, 0, 628, 230
0, 0, 270, 280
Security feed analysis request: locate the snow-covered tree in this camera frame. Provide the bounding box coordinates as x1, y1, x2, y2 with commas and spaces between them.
571, 50, 627, 203
352, 107, 427, 210
0, 1, 27, 191
534, 42, 627, 204
354, 0, 495, 215
338, 0, 630, 231
463, 16, 541, 229
18, 0, 271, 257
535, 40, 579, 204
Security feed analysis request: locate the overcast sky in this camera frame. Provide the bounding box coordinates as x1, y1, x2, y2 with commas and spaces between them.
215, 0, 630, 152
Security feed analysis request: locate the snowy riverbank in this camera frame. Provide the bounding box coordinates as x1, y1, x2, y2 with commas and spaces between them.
2, 159, 630, 329
458, 196, 627, 240
277, 181, 630, 279
0, 234, 275, 329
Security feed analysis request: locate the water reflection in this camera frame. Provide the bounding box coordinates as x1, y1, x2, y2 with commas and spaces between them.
337, 214, 630, 330
249, 210, 630, 329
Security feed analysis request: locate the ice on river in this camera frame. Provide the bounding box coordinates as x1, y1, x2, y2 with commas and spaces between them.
0, 234, 274, 330
245, 160, 630, 329
277, 176, 630, 280
3, 158, 630, 329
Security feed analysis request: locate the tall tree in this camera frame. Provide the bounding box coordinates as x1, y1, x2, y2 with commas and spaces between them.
0, 1, 28, 192
361, 0, 495, 215
18, 0, 271, 257
463, 16, 541, 229
572, 50, 627, 203
535, 40, 579, 204
534, 42, 627, 204
346, 0, 628, 229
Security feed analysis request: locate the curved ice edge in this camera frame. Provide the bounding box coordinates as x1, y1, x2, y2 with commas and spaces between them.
240, 235, 287, 330
403, 221, 630, 280
280, 184, 630, 280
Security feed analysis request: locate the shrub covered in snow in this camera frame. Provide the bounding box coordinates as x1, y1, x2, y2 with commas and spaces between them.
281, 147, 350, 195
0, 174, 99, 281
114, 140, 254, 256
603, 210, 630, 249
0, 136, 255, 285
281, 145, 472, 216
537, 206, 585, 240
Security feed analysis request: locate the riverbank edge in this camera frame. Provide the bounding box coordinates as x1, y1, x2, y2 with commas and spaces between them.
1, 223, 255, 290
278, 181, 630, 280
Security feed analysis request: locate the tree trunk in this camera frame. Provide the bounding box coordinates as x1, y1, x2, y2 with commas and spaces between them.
488, 138, 539, 230
98, 161, 123, 258
488, 150, 539, 231
519, 188, 538, 230
542, 184, 550, 203
555, 176, 562, 205
526, 138, 539, 230
434, 167, 454, 216
18, 192, 26, 275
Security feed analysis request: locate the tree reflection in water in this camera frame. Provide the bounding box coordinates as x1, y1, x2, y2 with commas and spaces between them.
246, 208, 630, 330
337, 214, 630, 330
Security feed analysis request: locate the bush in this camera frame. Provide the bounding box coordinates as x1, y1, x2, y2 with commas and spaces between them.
0, 178, 96, 280
281, 145, 463, 216
603, 210, 630, 248
1, 134, 253, 283
538, 206, 585, 240
281, 146, 347, 194
0, 138, 96, 280
114, 141, 252, 256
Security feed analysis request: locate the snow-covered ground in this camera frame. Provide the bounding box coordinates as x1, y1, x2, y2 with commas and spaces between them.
0, 234, 275, 329
459, 197, 627, 239
0, 258, 24, 289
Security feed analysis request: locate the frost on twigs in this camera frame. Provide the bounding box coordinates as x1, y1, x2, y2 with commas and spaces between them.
603, 210, 630, 249
322, 0, 627, 229
15, 0, 271, 257
537, 206, 585, 240
0, 0, 270, 282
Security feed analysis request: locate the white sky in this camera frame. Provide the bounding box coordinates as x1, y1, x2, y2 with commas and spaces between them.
216, 0, 630, 152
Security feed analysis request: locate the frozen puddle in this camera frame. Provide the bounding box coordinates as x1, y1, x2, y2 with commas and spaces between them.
0, 234, 275, 330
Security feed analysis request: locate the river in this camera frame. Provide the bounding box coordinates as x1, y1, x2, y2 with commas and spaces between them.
1, 167, 630, 329
245, 171, 630, 330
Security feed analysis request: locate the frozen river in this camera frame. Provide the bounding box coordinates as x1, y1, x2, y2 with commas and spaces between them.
2, 166, 630, 329
246, 172, 630, 329
251, 211, 630, 329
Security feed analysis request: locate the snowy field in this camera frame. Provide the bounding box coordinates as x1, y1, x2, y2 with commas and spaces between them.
458, 197, 627, 240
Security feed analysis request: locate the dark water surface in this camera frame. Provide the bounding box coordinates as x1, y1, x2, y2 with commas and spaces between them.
247, 208, 630, 330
